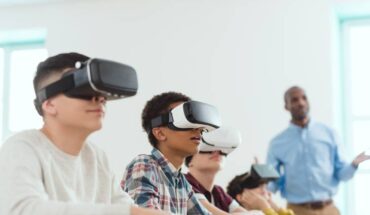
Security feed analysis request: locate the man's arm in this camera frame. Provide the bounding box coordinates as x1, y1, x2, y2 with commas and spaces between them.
330, 131, 365, 181
266, 143, 283, 193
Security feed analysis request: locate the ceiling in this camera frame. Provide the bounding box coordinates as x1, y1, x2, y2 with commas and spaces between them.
0, 0, 92, 7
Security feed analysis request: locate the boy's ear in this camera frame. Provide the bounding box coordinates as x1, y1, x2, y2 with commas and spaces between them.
42, 99, 57, 116
188, 160, 194, 167
152, 127, 167, 142
236, 193, 242, 203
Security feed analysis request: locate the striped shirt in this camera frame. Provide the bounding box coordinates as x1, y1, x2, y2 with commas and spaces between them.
121, 148, 210, 215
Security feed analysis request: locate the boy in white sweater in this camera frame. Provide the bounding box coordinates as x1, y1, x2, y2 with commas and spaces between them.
0, 52, 167, 215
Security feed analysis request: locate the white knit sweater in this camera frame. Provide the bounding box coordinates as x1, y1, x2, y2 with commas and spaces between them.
0, 129, 133, 215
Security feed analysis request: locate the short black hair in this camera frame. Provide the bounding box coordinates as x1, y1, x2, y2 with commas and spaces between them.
33, 52, 89, 115
284, 85, 304, 104
33, 52, 90, 93
226, 172, 249, 203
141, 91, 191, 148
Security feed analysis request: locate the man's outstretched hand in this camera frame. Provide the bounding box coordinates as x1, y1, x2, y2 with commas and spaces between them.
352, 152, 370, 167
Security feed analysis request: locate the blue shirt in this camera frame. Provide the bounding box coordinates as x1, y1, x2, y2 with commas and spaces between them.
266, 120, 357, 203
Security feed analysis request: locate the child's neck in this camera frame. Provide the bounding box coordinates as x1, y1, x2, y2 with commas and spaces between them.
157, 145, 184, 170
41, 124, 89, 156
189, 169, 217, 192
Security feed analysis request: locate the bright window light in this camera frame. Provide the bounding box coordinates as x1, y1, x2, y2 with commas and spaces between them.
353, 174, 370, 215
352, 121, 370, 169
0, 29, 47, 143
8, 48, 47, 132
342, 19, 370, 215
0, 48, 3, 140
348, 25, 370, 117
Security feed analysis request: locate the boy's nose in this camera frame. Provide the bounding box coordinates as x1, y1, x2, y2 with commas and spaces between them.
92, 96, 106, 103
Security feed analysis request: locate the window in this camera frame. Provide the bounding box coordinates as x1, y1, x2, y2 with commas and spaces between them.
0, 42, 47, 143
339, 19, 370, 215
0, 48, 4, 141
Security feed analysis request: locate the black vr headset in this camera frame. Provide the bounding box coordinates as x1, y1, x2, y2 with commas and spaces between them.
34, 58, 138, 115
147, 101, 222, 133
240, 164, 280, 189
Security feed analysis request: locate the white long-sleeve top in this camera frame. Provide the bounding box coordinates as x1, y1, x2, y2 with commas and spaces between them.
0, 129, 133, 215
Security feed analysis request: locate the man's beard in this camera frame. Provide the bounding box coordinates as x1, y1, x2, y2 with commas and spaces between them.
292, 111, 309, 121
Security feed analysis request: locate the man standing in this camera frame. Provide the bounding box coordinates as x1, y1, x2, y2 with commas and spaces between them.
266, 86, 370, 215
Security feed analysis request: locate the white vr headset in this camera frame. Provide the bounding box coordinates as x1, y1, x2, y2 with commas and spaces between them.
147, 101, 222, 132
199, 127, 241, 155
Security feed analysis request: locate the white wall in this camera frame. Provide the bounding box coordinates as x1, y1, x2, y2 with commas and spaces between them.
0, 0, 335, 194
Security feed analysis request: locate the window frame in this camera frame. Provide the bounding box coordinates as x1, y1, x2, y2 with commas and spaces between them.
338, 17, 370, 215
0, 41, 46, 142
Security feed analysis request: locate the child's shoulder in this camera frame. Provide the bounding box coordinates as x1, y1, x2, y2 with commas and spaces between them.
126, 154, 157, 170
2, 129, 44, 151
124, 154, 160, 180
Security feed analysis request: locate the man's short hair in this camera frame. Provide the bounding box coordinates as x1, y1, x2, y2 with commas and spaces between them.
33, 52, 90, 93
141, 91, 191, 148
284, 85, 304, 104
226, 172, 249, 202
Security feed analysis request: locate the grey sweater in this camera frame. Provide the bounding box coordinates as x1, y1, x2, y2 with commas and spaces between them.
0, 129, 133, 215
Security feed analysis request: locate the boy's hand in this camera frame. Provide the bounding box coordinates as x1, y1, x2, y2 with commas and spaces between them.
240, 191, 271, 211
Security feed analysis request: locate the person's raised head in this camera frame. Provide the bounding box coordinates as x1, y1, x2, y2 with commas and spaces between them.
141, 91, 191, 148
33, 52, 108, 133
284, 86, 309, 124
33, 52, 90, 97
33, 52, 91, 116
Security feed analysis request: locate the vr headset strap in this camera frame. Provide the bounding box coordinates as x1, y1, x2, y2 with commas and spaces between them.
36, 75, 75, 103
147, 113, 173, 133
